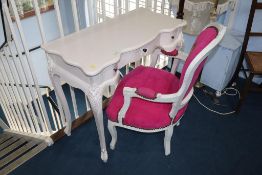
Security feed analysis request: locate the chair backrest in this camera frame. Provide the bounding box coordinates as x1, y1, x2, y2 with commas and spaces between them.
178, 24, 226, 100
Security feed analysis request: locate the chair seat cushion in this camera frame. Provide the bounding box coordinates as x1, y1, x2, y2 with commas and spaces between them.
106, 66, 188, 130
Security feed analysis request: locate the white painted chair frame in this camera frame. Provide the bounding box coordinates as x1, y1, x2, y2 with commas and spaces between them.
108, 23, 226, 156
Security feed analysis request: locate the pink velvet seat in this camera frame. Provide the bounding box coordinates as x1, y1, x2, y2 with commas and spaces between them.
106, 24, 225, 156
107, 66, 187, 130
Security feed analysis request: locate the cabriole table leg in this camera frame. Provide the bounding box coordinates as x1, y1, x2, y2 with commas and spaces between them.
50, 73, 72, 136
85, 86, 108, 162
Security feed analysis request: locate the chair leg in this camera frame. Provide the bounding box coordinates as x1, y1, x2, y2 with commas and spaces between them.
108, 120, 117, 150
164, 126, 174, 156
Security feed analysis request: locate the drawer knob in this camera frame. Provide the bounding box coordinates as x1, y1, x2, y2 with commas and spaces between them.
143, 48, 147, 53
171, 36, 175, 39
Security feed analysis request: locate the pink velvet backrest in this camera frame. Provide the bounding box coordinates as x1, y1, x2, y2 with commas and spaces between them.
179, 26, 219, 96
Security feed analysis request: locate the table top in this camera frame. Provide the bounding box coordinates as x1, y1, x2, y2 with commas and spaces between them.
42, 8, 186, 76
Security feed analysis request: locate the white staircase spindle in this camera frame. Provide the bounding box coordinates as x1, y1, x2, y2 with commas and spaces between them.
8, 0, 52, 134
54, 0, 65, 37
136, 0, 139, 8
125, 0, 129, 12
71, 0, 80, 31
56, 95, 66, 126
101, 0, 106, 20
161, 0, 165, 14
0, 54, 29, 133
4, 2, 51, 134
0, 85, 15, 130
114, 0, 118, 16
0, 65, 25, 132
1, 50, 35, 133
32, 0, 46, 42
70, 86, 79, 119
154, 0, 157, 12
0, 84, 19, 131
6, 44, 41, 133
46, 89, 58, 131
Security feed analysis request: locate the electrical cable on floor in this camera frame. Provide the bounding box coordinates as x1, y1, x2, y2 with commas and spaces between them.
193, 87, 240, 116
222, 87, 240, 98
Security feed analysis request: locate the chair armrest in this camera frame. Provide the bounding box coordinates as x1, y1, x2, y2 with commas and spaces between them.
168, 88, 194, 119
118, 87, 179, 124
119, 87, 194, 122
125, 87, 179, 103
135, 87, 157, 100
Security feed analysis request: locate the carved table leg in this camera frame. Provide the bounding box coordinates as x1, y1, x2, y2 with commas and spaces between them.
85, 87, 108, 162
50, 73, 72, 136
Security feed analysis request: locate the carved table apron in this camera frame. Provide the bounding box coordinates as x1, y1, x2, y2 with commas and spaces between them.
42, 8, 186, 162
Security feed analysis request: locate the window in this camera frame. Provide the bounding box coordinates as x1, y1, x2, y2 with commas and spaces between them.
96, 0, 172, 22
11, 0, 54, 19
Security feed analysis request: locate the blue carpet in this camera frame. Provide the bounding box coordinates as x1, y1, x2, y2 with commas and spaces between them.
7, 83, 262, 175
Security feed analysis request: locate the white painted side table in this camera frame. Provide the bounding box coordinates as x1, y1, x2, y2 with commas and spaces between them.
42, 8, 186, 162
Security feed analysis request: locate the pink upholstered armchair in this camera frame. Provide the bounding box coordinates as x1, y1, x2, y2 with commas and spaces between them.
106, 23, 226, 156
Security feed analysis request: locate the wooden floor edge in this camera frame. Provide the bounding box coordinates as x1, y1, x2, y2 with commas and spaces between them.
50, 98, 110, 142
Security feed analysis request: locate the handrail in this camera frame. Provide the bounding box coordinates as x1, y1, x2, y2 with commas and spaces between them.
0, 82, 51, 91
3, 45, 41, 58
